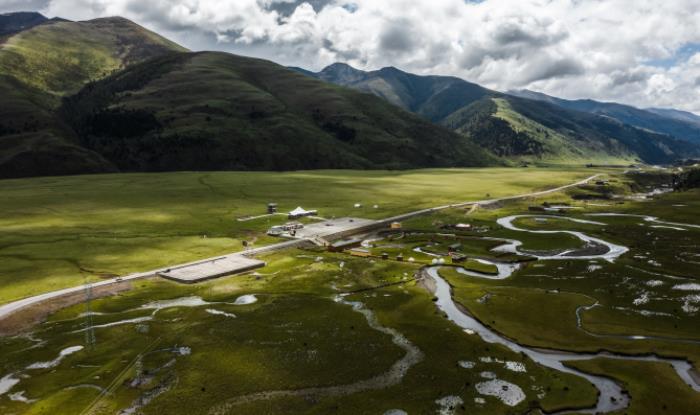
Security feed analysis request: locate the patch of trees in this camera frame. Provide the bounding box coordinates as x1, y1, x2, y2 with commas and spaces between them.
84, 108, 161, 138
674, 168, 700, 190
450, 99, 544, 157
310, 108, 357, 142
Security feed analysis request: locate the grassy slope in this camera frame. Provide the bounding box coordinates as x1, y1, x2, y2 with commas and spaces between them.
0, 75, 116, 178
491, 98, 634, 163
61, 52, 499, 171
0, 17, 186, 178
0, 167, 593, 304
0, 17, 186, 95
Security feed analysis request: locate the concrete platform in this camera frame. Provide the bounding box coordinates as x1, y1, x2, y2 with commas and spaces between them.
293, 217, 378, 240
158, 255, 265, 284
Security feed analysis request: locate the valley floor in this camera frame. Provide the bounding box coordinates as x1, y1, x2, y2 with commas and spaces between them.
0, 167, 698, 414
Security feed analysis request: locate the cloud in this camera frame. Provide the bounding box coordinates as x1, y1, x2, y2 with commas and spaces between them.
379, 18, 418, 54
4, 0, 700, 113
0, 0, 50, 13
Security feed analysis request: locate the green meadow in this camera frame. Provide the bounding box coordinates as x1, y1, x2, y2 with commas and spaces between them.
0, 168, 699, 414
0, 250, 597, 415
0, 167, 593, 303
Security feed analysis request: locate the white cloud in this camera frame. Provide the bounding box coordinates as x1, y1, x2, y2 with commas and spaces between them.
3, 0, 700, 113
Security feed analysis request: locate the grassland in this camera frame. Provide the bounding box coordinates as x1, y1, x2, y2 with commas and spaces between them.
428, 179, 700, 373
0, 167, 594, 304
0, 250, 597, 415
1, 168, 699, 414
567, 359, 700, 415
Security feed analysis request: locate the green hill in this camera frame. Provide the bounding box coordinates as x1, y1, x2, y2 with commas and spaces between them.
510, 89, 700, 145
59, 52, 499, 172
298, 63, 699, 165
0, 15, 187, 95
0, 14, 188, 178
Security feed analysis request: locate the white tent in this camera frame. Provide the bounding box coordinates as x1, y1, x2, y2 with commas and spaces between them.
289, 207, 311, 216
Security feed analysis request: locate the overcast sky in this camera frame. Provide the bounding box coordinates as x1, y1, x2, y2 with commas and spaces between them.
3, 0, 700, 114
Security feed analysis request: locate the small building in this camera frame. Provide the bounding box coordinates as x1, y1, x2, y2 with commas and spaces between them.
381, 252, 389, 260
267, 222, 304, 236
454, 223, 472, 230
448, 243, 462, 252
450, 253, 467, 263
267, 226, 285, 236
348, 248, 371, 257
328, 238, 363, 252
267, 203, 278, 214
396, 253, 404, 261
288, 206, 318, 219
390, 222, 402, 230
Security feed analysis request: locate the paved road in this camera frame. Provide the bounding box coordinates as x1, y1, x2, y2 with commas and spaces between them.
0, 174, 599, 321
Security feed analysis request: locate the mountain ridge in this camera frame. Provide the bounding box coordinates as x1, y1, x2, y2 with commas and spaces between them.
296, 63, 699, 164
509, 89, 700, 145
0, 13, 499, 178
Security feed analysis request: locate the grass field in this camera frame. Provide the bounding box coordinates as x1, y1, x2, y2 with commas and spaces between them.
1, 168, 699, 414
0, 167, 595, 304
0, 250, 597, 415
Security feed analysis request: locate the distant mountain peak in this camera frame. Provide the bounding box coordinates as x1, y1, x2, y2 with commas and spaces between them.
318, 62, 367, 84
85, 16, 136, 24
321, 62, 358, 71
0, 11, 48, 36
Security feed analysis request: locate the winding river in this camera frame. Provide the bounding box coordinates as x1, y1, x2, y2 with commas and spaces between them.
495, 215, 629, 261
427, 267, 700, 413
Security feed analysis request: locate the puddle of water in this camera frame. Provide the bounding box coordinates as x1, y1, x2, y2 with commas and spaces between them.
233, 295, 257, 305
26, 345, 83, 370
435, 395, 463, 415
458, 360, 475, 369
476, 379, 526, 407
72, 316, 153, 333
504, 361, 527, 373
206, 309, 237, 318
0, 374, 20, 396
673, 283, 700, 291
8, 390, 35, 403
141, 296, 212, 312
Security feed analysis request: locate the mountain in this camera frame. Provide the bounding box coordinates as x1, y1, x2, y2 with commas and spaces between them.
0, 12, 48, 37
296, 63, 494, 123
57, 52, 498, 172
646, 108, 700, 128
0, 15, 189, 178
297, 63, 699, 164
0, 15, 187, 96
509, 89, 700, 145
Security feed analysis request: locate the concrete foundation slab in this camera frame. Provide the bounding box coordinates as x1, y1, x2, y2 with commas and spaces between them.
158, 255, 265, 283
